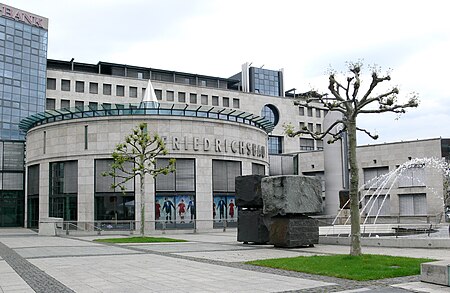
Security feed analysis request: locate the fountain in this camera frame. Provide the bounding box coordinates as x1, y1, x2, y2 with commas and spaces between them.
324, 157, 450, 239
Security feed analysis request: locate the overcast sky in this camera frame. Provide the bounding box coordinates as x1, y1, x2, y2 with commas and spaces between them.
6, 0, 450, 145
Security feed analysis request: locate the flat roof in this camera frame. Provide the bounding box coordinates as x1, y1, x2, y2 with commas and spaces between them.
19, 103, 274, 134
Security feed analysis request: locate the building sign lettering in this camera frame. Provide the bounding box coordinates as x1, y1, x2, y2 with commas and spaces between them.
1, 3, 48, 30
163, 135, 266, 158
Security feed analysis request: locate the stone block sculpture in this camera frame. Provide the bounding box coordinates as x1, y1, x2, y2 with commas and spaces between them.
237, 175, 323, 248
235, 175, 269, 244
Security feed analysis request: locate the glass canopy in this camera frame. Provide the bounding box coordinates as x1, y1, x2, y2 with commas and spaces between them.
19, 103, 274, 134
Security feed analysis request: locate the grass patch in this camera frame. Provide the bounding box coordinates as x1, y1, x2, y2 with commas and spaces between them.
246, 254, 434, 281
94, 236, 187, 243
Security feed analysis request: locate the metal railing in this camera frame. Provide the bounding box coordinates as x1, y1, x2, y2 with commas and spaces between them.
55, 219, 236, 236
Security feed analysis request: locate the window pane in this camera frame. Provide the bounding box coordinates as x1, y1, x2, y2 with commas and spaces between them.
47, 78, 56, 90
75, 81, 84, 93
103, 83, 112, 95
89, 82, 98, 94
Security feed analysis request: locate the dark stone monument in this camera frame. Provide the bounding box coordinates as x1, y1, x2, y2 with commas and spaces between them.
235, 175, 266, 208
237, 209, 269, 244
262, 175, 323, 248
235, 175, 268, 244
269, 215, 319, 247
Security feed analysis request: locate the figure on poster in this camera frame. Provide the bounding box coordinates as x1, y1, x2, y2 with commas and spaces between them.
187, 199, 195, 222
217, 198, 226, 221
155, 200, 161, 221
213, 202, 216, 219
228, 199, 235, 221
178, 199, 186, 223
162, 197, 175, 222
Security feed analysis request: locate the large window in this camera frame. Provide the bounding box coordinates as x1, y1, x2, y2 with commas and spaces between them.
268, 136, 282, 154
398, 164, 425, 187
261, 104, 279, 126
300, 138, 314, 151
399, 194, 427, 216
155, 159, 195, 229
49, 161, 78, 221
27, 165, 39, 228
94, 160, 135, 226
363, 167, 389, 189
364, 195, 390, 216
212, 160, 241, 227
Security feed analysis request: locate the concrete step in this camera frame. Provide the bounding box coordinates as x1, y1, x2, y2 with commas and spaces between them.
420, 260, 450, 286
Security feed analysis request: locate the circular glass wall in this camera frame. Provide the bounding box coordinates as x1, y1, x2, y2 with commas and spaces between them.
261, 104, 280, 126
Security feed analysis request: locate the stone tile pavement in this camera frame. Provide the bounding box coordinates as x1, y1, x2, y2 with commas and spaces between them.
1, 228, 450, 292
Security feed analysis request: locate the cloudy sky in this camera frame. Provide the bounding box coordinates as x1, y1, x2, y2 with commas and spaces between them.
6, 0, 449, 145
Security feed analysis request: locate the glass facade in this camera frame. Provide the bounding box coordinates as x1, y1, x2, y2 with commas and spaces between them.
94, 159, 135, 229
250, 67, 282, 97
1, 8, 47, 227
0, 16, 47, 140
49, 161, 78, 221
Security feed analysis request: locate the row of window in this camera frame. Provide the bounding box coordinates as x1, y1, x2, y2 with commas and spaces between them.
46, 78, 241, 109
363, 194, 427, 216
268, 135, 324, 155
27, 159, 265, 225
154, 90, 240, 108
299, 106, 327, 118
363, 166, 425, 188
299, 122, 322, 133
47, 78, 137, 97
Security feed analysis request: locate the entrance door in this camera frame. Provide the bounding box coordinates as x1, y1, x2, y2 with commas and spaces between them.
27, 197, 39, 228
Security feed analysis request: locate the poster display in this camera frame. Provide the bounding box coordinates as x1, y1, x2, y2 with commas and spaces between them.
213, 195, 237, 228
155, 195, 195, 229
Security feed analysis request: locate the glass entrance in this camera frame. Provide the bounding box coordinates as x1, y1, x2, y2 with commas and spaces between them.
27, 196, 39, 228
0, 191, 24, 227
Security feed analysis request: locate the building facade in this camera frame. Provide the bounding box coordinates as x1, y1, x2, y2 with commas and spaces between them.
2, 4, 448, 229
0, 3, 47, 227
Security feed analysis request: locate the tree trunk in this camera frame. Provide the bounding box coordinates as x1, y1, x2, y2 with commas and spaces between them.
140, 170, 145, 237
347, 120, 362, 256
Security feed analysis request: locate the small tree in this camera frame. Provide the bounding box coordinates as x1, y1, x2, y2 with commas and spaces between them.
104, 123, 175, 236
285, 62, 419, 255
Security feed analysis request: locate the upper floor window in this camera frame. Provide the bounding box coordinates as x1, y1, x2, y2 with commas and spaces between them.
103, 84, 112, 95
75, 81, 85, 93
61, 79, 70, 91
47, 78, 56, 90
233, 98, 240, 108
89, 82, 98, 94
116, 85, 125, 97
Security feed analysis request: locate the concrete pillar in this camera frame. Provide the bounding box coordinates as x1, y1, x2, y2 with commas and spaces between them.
324, 111, 345, 216
196, 157, 213, 231
78, 158, 94, 224
39, 162, 49, 220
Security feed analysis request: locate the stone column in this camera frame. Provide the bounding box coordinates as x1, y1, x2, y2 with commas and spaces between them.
39, 162, 49, 220
77, 158, 94, 226
196, 157, 213, 231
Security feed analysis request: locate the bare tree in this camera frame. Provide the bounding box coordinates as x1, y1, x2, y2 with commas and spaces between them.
104, 123, 175, 236
285, 62, 419, 255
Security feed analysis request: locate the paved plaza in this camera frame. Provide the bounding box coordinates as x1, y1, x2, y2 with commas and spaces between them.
1, 228, 450, 293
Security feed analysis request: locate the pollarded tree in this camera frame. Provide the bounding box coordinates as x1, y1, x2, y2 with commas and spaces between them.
104, 123, 175, 236
285, 62, 419, 255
